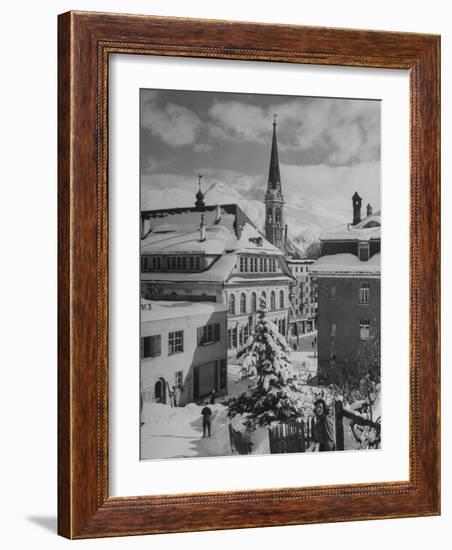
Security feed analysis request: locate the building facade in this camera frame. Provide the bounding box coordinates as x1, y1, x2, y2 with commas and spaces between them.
286, 259, 318, 342
311, 195, 381, 371
141, 300, 228, 405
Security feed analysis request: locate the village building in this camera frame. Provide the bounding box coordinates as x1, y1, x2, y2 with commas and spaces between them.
310, 194, 381, 371
140, 201, 294, 357
141, 299, 228, 405
286, 259, 318, 342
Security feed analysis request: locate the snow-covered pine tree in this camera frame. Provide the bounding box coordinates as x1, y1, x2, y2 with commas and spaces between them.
226, 297, 303, 429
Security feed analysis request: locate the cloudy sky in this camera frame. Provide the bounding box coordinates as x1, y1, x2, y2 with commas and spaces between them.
140, 88, 380, 241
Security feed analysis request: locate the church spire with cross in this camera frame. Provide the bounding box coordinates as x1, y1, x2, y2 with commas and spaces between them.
264, 115, 286, 252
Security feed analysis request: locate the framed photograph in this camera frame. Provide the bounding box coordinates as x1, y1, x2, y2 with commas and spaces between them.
58, 11, 440, 538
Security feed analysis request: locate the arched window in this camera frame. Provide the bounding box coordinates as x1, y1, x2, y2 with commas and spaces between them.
229, 294, 235, 315
275, 207, 281, 223
251, 292, 257, 313
279, 290, 284, 309
261, 291, 267, 308
267, 208, 273, 223
270, 291, 276, 310
240, 293, 246, 314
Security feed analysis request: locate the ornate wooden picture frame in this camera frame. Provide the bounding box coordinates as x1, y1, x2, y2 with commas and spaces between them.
58, 11, 440, 539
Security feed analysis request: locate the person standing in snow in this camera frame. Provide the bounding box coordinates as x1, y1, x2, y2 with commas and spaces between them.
209, 389, 216, 404
312, 398, 335, 452
201, 402, 213, 437
167, 384, 175, 408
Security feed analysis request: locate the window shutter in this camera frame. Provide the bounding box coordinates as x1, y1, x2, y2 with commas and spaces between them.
214, 323, 220, 342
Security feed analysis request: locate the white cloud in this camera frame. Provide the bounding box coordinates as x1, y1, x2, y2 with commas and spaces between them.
141, 101, 202, 146
206, 97, 380, 166
208, 101, 268, 142
193, 142, 213, 153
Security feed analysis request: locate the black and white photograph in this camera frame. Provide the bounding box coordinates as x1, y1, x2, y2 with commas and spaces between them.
139, 89, 382, 460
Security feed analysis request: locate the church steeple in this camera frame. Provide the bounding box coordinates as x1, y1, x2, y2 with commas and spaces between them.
264, 115, 285, 252
267, 114, 282, 196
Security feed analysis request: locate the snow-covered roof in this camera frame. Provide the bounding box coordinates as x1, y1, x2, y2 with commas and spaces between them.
310, 253, 381, 276
320, 212, 381, 242
141, 204, 281, 256
142, 224, 236, 255
141, 299, 227, 323
236, 222, 281, 255
141, 253, 237, 284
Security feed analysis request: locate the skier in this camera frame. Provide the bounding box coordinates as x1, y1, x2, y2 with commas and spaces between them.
201, 402, 213, 437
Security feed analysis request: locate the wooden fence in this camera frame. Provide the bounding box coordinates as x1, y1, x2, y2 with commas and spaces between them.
228, 424, 253, 455
268, 418, 315, 454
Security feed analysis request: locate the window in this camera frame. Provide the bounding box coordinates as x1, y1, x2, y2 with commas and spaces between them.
239, 327, 243, 347
142, 335, 161, 358
175, 371, 183, 390
232, 326, 238, 348
359, 282, 370, 304
169, 330, 184, 354
227, 328, 232, 349
261, 291, 267, 307
275, 207, 281, 223
251, 292, 257, 313
240, 293, 246, 314
228, 294, 235, 315
279, 290, 284, 309
360, 319, 370, 341
254, 257, 258, 272
330, 322, 336, 338
195, 256, 201, 270
330, 285, 337, 300
244, 257, 248, 272
358, 241, 370, 261
270, 291, 276, 310
250, 256, 254, 273
263, 258, 268, 272
198, 323, 220, 346
240, 256, 245, 272
260, 258, 264, 272
141, 256, 149, 271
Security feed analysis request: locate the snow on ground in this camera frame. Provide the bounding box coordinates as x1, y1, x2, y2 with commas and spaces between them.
141, 402, 232, 460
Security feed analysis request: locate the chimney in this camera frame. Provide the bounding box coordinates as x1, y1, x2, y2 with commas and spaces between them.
366, 203, 373, 217
215, 204, 222, 224
352, 192, 362, 225
199, 214, 206, 242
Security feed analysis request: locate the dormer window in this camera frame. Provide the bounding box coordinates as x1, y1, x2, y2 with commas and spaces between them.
358, 241, 370, 261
